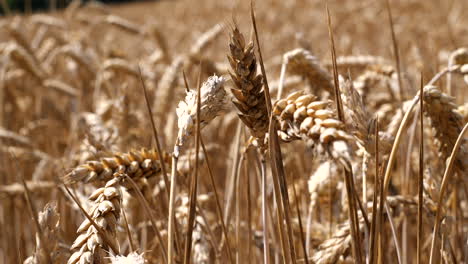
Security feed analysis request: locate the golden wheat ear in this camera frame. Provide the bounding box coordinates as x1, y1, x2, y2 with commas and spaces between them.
68, 179, 122, 264
273, 90, 353, 170
63, 148, 167, 184
227, 26, 269, 143
423, 85, 467, 173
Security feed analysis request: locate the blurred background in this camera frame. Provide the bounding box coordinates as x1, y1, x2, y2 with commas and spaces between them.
0, 0, 145, 14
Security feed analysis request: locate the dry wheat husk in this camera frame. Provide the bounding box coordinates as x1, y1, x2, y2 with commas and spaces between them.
176, 74, 228, 146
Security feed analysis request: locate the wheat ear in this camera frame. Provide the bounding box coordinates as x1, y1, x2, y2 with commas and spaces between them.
64, 148, 168, 184
176, 74, 228, 146
311, 215, 364, 264
68, 178, 122, 264
228, 25, 269, 144
278, 48, 333, 99
273, 90, 353, 169
24, 202, 67, 264
4, 43, 47, 82
423, 85, 467, 173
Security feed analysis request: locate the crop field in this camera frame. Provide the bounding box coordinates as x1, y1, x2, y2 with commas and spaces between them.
0, 0, 467, 263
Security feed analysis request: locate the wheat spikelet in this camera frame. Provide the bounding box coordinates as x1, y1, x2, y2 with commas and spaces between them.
311, 215, 364, 264
273, 91, 353, 168
24, 202, 67, 264
64, 148, 168, 184
423, 85, 467, 173
228, 26, 268, 141
307, 161, 340, 225
282, 48, 334, 95
6, 23, 38, 62
353, 65, 397, 102
75, 111, 119, 159
37, 38, 58, 61
339, 76, 370, 147
31, 25, 48, 50
4, 43, 47, 81
176, 74, 228, 146
68, 179, 122, 264
45, 44, 97, 76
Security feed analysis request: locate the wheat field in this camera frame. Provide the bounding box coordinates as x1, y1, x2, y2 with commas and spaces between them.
0, 0, 467, 263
